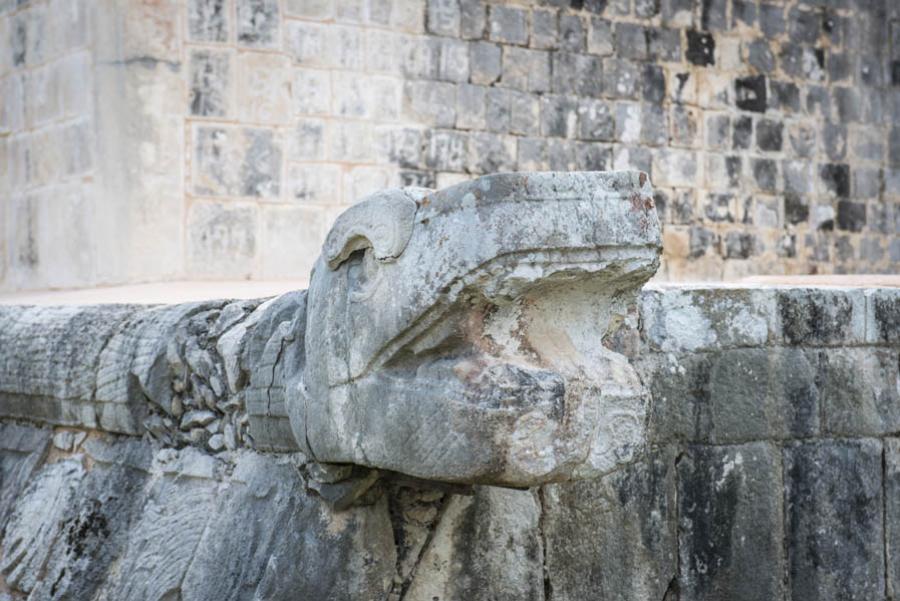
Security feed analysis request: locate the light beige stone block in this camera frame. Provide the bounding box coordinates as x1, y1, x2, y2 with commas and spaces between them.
343, 165, 393, 203
284, 0, 334, 20
1, 74, 25, 134
293, 68, 331, 115
192, 125, 282, 198
57, 51, 92, 118
286, 162, 341, 204
187, 200, 258, 278
7, 187, 96, 290
236, 52, 291, 124
259, 205, 326, 279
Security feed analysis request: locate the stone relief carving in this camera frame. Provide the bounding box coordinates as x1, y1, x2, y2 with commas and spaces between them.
287, 171, 661, 486
0, 171, 660, 491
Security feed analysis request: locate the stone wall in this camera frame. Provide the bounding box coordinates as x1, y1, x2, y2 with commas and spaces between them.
1, 283, 899, 600
3, 0, 900, 291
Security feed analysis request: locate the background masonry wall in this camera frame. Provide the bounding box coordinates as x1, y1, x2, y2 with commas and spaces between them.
2, 0, 900, 291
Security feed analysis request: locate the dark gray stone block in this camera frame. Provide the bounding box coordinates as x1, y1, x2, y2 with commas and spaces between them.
678, 442, 784, 601
784, 440, 885, 601
777, 288, 865, 345
816, 347, 900, 436
686, 30, 715, 66
543, 446, 677, 601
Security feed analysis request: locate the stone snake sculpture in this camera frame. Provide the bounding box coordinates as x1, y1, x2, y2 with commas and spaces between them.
0, 171, 661, 490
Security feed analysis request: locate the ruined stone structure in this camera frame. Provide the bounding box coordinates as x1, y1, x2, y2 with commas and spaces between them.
2, 172, 900, 600
2, 0, 900, 291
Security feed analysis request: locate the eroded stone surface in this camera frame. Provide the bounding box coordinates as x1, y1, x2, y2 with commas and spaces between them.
292, 171, 661, 486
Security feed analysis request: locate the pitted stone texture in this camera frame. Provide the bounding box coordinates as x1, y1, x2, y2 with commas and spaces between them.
641, 287, 776, 352
776, 288, 866, 346
642, 347, 820, 444
784, 440, 885, 601
677, 442, 785, 601
293, 171, 661, 486
0, 305, 139, 432
0, 458, 85, 594
542, 446, 678, 601
404, 486, 544, 601
0, 430, 396, 601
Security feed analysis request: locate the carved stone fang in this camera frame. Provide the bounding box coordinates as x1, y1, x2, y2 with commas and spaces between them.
322, 189, 419, 270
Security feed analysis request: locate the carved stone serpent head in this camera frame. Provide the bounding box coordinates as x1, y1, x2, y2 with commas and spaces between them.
287, 171, 661, 487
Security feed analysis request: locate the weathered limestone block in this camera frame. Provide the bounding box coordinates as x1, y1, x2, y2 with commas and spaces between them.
677, 442, 785, 601
0, 305, 137, 430
403, 486, 545, 601
816, 347, 900, 436
640, 286, 776, 352
541, 445, 678, 601
776, 288, 867, 346
641, 347, 820, 443
26, 439, 152, 601
784, 440, 885, 601
885, 438, 900, 599
291, 171, 661, 486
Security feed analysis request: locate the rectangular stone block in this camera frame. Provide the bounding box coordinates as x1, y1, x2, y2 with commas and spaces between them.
188, 0, 228, 42
293, 68, 330, 115
186, 200, 258, 278
436, 38, 469, 83
456, 84, 486, 130
5, 186, 95, 290
641, 286, 776, 352
343, 165, 393, 202
542, 446, 677, 601
531, 7, 558, 50
488, 5, 527, 45
236, 52, 291, 124
886, 438, 900, 600
286, 162, 340, 204
642, 346, 820, 444
57, 51, 91, 119
286, 21, 363, 70
588, 17, 613, 56
260, 205, 325, 279
403, 80, 456, 128
290, 118, 326, 161
466, 132, 514, 173
816, 347, 900, 436
678, 442, 784, 601
327, 120, 376, 163
427, 0, 460, 36
867, 289, 900, 344
776, 288, 866, 345
374, 125, 424, 169
333, 72, 401, 120
189, 49, 231, 117
784, 440, 884, 601
192, 125, 281, 198
236, 0, 278, 47
470, 41, 501, 85
425, 130, 467, 172
501, 46, 551, 93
